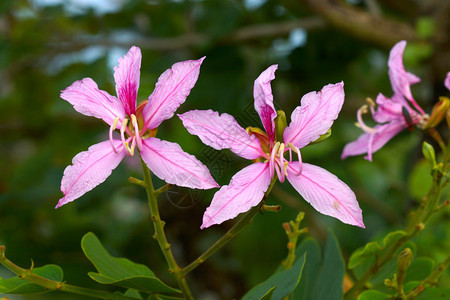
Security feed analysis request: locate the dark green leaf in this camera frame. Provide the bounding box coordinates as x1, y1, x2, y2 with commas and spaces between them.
405, 257, 435, 283
242, 253, 306, 300
291, 238, 321, 300
311, 229, 345, 300
81, 232, 180, 295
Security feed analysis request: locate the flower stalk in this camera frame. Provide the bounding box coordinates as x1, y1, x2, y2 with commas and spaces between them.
181, 177, 278, 276
140, 158, 193, 300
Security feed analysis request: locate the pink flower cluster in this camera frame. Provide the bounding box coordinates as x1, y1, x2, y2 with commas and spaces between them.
342, 41, 450, 161
58, 46, 365, 228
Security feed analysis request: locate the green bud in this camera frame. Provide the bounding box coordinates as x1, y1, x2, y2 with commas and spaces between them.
274, 110, 287, 142
384, 278, 396, 290
309, 128, 332, 145
424, 96, 450, 129
396, 248, 413, 292
422, 142, 436, 166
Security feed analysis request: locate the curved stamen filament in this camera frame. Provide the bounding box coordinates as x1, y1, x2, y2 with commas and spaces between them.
269, 142, 280, 179
287, 143, 302, 176
366, 97, 376, 115
278, 143, 286, 182
109, 117, 121, 153
120, 118, 134, 156
356, 105, 377, 134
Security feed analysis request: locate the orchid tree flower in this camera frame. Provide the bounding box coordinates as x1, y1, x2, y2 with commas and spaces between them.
341, 40, 429, 161
57, 46, 218, 208
179, 65, 364, 229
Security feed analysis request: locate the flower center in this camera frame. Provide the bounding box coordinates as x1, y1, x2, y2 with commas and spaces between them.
109, 114, 143, 156
268, 142, 302, 183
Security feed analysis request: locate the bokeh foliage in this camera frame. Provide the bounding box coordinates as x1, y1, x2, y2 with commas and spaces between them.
1, 0, 449, 298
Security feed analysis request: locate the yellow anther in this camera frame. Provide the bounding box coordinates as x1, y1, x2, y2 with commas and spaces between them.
359, 104, 369, 114
112, 116, 120, 130
366, 97, 375, 107
279, 143, 285, 156
130, 114, 138, 130
125, 142, 134, 156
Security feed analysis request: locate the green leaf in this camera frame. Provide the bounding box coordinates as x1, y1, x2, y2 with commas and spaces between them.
81, 232, 180, 295
417, 288, 450, 300
357, 290, 390, 300
291, 238, 321, 300
148, 295, 185, 300
349, 231, 407, 269
311, 229, 345, 300
242, 253, 306, 300
124, 288, 143, 299
0, 264, 63, 294
405, 257, 435, 283
260, 286, 276, 300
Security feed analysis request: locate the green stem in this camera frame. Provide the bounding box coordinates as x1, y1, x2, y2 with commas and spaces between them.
181, 178, 277, 276
0, 246, 135, 300
140, 159, 193, 300
406, 254, 450, 299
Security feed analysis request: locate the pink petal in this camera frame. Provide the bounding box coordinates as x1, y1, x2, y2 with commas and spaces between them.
178, 109, 264, 160
61, 78, 126, 126
388, 41, 424, 114
388, 41, 412, 99
113, 46, 141, 116
287, 163, 364, 228
372, 93, 404, 123
201, 162, 271, 229
56, 140, 125, 208
341, 120, 406, 161
253, 65, 278, 142
140, 137, 218, 189
143, 57, 205, 130
445, 72, 450, 91
283, 82, 345, 149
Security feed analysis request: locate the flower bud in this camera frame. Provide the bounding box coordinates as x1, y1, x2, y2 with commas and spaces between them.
274, 110, 287, 142
424, 96, 450, 129
422, 142, 436, 166
396, 248, 413, 290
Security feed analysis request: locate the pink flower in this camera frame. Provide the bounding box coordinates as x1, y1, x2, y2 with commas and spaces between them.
445, 72, 450, 90
57, 46, 218, 208
341, 41, 428, 161
179, 65, 364, 229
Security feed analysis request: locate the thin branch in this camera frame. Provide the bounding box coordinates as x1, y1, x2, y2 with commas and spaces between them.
51, 17, 325, 53
300, 0, 418, 47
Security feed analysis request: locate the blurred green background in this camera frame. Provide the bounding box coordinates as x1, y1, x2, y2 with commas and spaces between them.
0, 0, 449, 299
